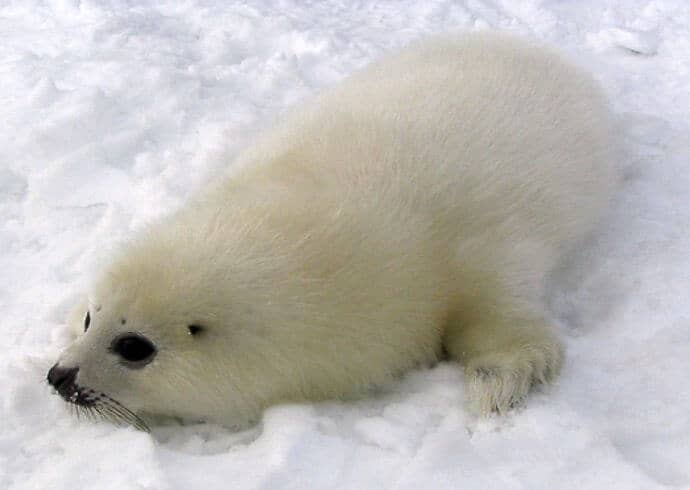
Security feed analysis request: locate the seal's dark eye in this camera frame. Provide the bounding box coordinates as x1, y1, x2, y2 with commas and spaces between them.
111, 334, 156, 365
188, 324, 204, 336
84, 311, 90, 332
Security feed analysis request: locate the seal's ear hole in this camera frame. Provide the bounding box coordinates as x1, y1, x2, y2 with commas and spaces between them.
188, 324, 204, 336
84, 311, 91, 333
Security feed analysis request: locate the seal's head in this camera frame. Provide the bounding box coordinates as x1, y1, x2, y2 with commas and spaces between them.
46, 247, 219, 432
45, 205, 292, 431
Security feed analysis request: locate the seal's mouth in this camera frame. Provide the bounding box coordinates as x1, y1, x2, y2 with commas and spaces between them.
47, 364, 149, 432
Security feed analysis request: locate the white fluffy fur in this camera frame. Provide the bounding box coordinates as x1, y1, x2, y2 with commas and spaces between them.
55, 32, 616, 427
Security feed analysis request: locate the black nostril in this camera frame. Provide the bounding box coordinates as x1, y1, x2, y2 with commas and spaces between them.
47, 364, 79, 390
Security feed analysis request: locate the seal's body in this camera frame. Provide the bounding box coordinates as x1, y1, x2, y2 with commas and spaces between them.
49, 32, 616, 428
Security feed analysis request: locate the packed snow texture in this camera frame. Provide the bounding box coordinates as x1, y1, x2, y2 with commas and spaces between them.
2, 1, 689, 489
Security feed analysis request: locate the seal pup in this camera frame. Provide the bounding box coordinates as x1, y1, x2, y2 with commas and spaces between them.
47, 32, 616, 429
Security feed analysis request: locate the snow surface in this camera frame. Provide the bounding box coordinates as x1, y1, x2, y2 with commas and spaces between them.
2, 1, 690, 489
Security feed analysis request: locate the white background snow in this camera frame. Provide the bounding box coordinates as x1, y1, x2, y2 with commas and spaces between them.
2, 1, 689, 488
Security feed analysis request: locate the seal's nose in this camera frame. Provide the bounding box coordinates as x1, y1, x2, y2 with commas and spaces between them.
47, 364, 79, 390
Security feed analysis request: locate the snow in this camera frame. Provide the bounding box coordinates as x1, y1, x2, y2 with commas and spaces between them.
2, 0, 690, 488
